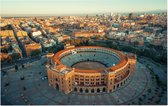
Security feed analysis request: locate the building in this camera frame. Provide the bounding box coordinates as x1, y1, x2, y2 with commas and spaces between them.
73, 31, 105, 38
57, 35, 71, 43
0, 52, 12, 62
64, 44, 75, 49
0, 30, 23, 61
46, 46, 136, 94
24, 43, 42, 56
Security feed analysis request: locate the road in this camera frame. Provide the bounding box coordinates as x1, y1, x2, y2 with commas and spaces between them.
138, 57, 167, 84
11, 25, 27, 57
1, 56, 41, 71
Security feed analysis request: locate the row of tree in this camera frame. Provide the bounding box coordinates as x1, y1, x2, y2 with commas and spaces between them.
74, 39, 167, 65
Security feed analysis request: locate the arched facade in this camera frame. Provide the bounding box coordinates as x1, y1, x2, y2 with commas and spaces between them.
46, 46, 136, 94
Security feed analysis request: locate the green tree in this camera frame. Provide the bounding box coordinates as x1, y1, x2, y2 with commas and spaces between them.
31, 50, 41, 57
11, 53, 20, 60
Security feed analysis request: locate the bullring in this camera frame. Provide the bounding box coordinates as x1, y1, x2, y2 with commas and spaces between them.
46, 46, 136, 94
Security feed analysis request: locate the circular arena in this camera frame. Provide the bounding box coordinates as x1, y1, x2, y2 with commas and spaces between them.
46, 46, 136, 94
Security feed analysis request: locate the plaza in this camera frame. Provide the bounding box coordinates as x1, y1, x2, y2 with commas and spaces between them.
1, 56, 166, 105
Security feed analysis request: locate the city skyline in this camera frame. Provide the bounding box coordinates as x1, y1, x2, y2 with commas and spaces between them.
0, 0, 167, 16
1, 3, 167, 105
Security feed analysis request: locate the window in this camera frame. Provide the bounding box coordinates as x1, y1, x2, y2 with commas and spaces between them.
91, 89, 94, 93
97, 88, 100, 93
85, 82, 89, 85
75, 78, 79, 80
85, 89, 89, 93
80, 79, 84, 81
56, 84, 59, 90
103, 88, 106, 92
75, 75, 79, 77
80, 88, 83, 93
101, 81, 105, 84
80, 82, 84, 85
91, 82, 94, 85
74, 87, 77, 92
117, 84, 119, 88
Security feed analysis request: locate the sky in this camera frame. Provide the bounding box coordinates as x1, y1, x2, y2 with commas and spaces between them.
0, 0, 167, 16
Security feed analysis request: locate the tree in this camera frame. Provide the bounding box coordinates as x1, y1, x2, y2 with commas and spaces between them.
139, 98, 142, 102
11, 53, 20, 60
20, 77, 25, 80
30, 50, 41, 57
22, 64, 25, 68
147, 89, 151, 93
5, 82, 10, 87
23, 87, 26, 91
15, 64, 18, 70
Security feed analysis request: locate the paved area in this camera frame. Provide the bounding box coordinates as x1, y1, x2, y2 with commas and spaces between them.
1, 57, 167, 105
139, 57, 167, 84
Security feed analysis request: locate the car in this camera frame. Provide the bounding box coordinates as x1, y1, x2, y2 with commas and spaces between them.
20, 93, 24, 97
20, 77, 25, 80
44, 76, 48, 79
39, 72, 42, 75
41, 77, 45, 81
24, 99, 28, 103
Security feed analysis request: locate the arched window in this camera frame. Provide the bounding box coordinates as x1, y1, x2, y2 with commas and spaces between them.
85, 89, 89, 93
97, 88, 100, 93
91, 89, 94, 93
56, 84, 59, 90
74, 87, 77, 92
103, 88, 106, 92
117, 84, 119, 88
80, 88, 83, 93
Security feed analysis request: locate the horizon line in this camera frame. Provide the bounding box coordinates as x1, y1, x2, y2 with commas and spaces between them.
1, 10, 167, 17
